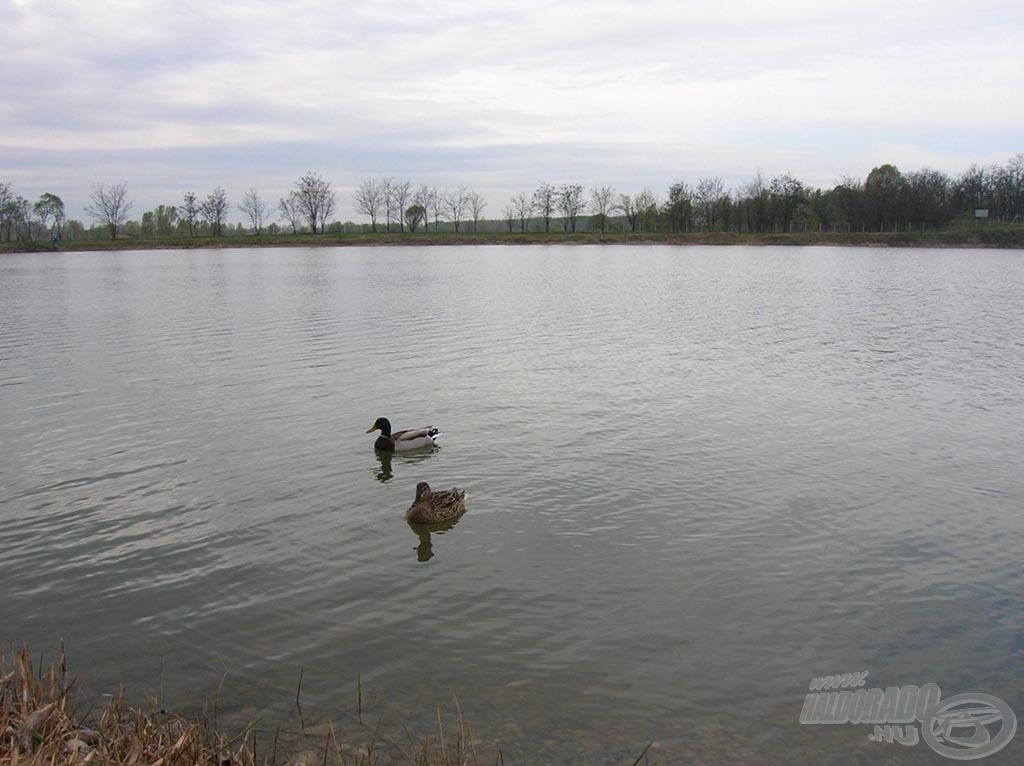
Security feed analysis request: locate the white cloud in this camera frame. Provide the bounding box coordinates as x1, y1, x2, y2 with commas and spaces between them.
2, 0, 1021, 220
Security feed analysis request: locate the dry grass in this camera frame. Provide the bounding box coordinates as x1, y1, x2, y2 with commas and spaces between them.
1, 643, 263, 766
0, 646, 489, 766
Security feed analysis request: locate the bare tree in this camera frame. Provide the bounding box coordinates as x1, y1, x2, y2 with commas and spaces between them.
615, 193, 639, 232
443, 187, 468, 232
589, 186, 616, 232
502, 202, 515, 233
180, 192, 200, 237
993, 153, 1024, 222
389, 180, 412, 232
279, 192, 304, 233
380, 178, 395, 232
293, 172, 335, 233
467, 190, 487, 232
694, 177, 726, 231
199, 186, 229, 236
238, 188, 270, 234
512, 192, 532, 232
769, 173, 806, 232
428, 186, 445, 230
558, 183, 584, 231
353, 178, 384, 232
635, 188, 659, 232
738, 172, 769, 233
85, 182, 132, 240
532, 182, 555, 232
413, 185, 435, 231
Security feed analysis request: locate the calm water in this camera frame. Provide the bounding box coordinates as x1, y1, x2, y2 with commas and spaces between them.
1, 245, 1022, 764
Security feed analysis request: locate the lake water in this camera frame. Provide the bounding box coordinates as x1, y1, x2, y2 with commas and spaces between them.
1, 244, 1022, 764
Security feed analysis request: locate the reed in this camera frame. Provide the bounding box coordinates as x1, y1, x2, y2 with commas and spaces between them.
2, 646, 654, 766
1, 643, 260, 766
0, 646, 494, 766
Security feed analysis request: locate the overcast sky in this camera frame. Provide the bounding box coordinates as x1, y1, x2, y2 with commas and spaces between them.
3, 0, 1022, 222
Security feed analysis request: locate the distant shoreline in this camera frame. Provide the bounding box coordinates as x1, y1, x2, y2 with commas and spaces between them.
3, 227, 1023, 254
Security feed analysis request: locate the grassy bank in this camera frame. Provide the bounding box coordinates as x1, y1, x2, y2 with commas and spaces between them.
3, 226, 1023, 254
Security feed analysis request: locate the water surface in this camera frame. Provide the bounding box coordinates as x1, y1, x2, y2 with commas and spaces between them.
2, 245, 1022, 764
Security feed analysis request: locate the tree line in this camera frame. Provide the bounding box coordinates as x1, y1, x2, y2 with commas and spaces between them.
2, 156, 1021, 244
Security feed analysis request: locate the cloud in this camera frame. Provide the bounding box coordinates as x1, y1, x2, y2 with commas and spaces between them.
2, 0, 1021, 220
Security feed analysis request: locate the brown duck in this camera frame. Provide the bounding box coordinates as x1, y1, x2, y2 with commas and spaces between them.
406, 481, 467, 524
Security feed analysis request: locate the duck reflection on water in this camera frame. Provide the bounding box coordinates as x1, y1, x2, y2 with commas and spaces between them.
409, 513, 466, 562
372, 446, 439, 483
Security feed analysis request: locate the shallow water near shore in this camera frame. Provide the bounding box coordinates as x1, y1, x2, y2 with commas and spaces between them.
2, 244, 1022, 763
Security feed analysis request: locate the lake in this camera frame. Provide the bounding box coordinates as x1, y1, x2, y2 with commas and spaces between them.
1, 244, 1022, 764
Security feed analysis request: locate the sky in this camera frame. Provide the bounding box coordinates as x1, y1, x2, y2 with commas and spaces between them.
2, 0, 1022, 223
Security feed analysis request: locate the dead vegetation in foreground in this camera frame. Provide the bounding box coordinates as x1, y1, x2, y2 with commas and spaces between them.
0, 645, 507, 766
2, 645, 659, 766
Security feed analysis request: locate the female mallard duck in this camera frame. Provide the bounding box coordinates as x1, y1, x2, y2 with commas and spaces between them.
366, 417, 440, 452
406, 481, 467, 524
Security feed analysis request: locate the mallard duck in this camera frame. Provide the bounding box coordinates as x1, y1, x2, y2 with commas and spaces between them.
406, 481, 467, 524
366, 417, 440, 452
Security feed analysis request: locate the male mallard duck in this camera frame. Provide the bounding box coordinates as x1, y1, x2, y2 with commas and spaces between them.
406, 481, 467, 524
366, 417, 440, 452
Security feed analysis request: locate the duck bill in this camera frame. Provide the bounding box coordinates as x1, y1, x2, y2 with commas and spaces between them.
366, 425, 380, 433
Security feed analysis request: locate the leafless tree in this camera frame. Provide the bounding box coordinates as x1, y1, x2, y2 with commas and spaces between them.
502, 202, 515, 232
293, 172, 335, 233
739, 172, 769, 232
467, 190, 487, 232
389, 180, 412, 232
85, 182, 132, 240
180, 191, 200, 237
238, 188, 270, 234
615, 193, 639, 232
511, 192, 532, 232
199, 186, 229, 236
428, 186, 445, 230
279, 192, 304, 233
635, 188, 659, 232
589, 186, 616, 232
443, 187, 469, 232
353, 178, 384, 232
380, 178, 395, 232
532, 182, 555, 232
694, 176, 726, 231
558, 183, 584, 231
413, 185, 435, 231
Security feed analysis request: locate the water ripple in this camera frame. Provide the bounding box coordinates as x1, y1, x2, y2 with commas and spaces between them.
2, 246, 1023, 764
